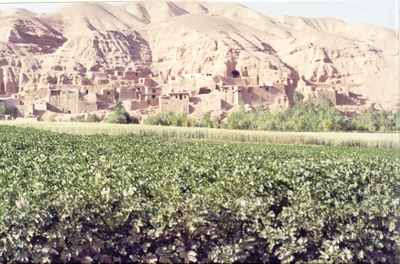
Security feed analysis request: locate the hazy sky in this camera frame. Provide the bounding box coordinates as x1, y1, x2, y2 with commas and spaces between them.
0, 0, 398, 29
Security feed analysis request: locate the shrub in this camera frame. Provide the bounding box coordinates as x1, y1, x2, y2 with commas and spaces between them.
107, 113, 127, 124
0, 102, 13, 116
108, 99, 139, 124
130, 115, 139, 124
322, 119, 333, 131
293, 91, 304, 103
201, 112, 212, 128
255, 97, 263, 115
86, 113, 101, 123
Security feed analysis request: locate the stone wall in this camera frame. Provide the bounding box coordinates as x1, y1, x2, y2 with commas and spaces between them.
78, 102, 98, 113
123, 100, 149, 111
220, 86, 242, 109
48, 89, 79, 114
201, 94, 223, 112
118, 87, 138, 100
160, 94, 190, 114
317, 88, 337, 105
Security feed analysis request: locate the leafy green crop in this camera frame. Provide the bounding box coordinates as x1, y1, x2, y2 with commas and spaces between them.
0, 125, 398, 263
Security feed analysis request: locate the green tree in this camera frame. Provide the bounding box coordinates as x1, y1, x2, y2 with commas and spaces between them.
201, 112, 212, 128
107, 113, 127, 124
0, 102, 6, 115
0, 102, 13, 115
293, 91, 304, 104
211, 115, 220, 128
317, 95, 332, 110
238, 100, 245, 113
255, 97, 263, 116
108, 99, 137, 124
322, 119, 333, 131
86, 113, 101, 123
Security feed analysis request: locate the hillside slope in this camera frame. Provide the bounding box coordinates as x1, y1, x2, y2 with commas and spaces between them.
0, 1, 397, 110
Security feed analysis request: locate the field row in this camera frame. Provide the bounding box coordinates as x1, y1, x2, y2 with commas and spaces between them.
0, 121, 398, 148
0, 125, 398, 263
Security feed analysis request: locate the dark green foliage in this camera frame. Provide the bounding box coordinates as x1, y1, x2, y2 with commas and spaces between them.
130, 115, 139, 124
393, 108, 400, 130
238, 100, 245, 113
211, 115, 220, 128
223, 97, 397, 132
107, 99, 137, 124
86, 113, 102, 123
255, 96, 264, 115
0, 125, 398, 263
226, 111, 257, 130
0, 102, 4, 114
293, 91, 304, 103
142, 96, 396, 133
201, 112, 212, 128
144, 111, 195, 127
107, 112, 128, 124
317, 94, 332, 109
0, 102, 13, 115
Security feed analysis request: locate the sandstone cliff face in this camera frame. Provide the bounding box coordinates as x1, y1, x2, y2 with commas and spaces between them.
0, 1, 397, 110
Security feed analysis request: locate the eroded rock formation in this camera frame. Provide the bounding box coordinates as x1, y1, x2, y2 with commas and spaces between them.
0, 1, 397, 121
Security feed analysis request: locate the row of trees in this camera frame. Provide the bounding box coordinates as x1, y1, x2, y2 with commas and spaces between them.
223, 94, 399, 132
144, 94, 399, 132
143, 111, 197, 127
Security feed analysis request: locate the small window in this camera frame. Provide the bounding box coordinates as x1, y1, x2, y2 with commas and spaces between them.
107, 91, 110, 95
179, 95, 183, 100
135, 72, 138, 76
86, 90, 89, 95
152, 95, 155, 99
153, 89, 156, 93
68, 111, 71, 114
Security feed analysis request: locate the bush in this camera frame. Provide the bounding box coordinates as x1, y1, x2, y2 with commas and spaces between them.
293, 91, 304, 103
107, 99, 139, 124
201, 112, 212, 128
130, 115, 139, 124
322, 119, 333, 131
0, 102, 13, 115
144, 112, 194, 127
107, 113, 127, 124
86, 113, 101, 123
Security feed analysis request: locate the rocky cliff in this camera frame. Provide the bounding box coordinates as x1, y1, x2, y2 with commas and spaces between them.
0, 1, 398, 110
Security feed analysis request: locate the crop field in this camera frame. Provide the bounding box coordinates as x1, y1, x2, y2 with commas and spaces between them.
0, 120, 399, 148
0, 125, 399, 263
